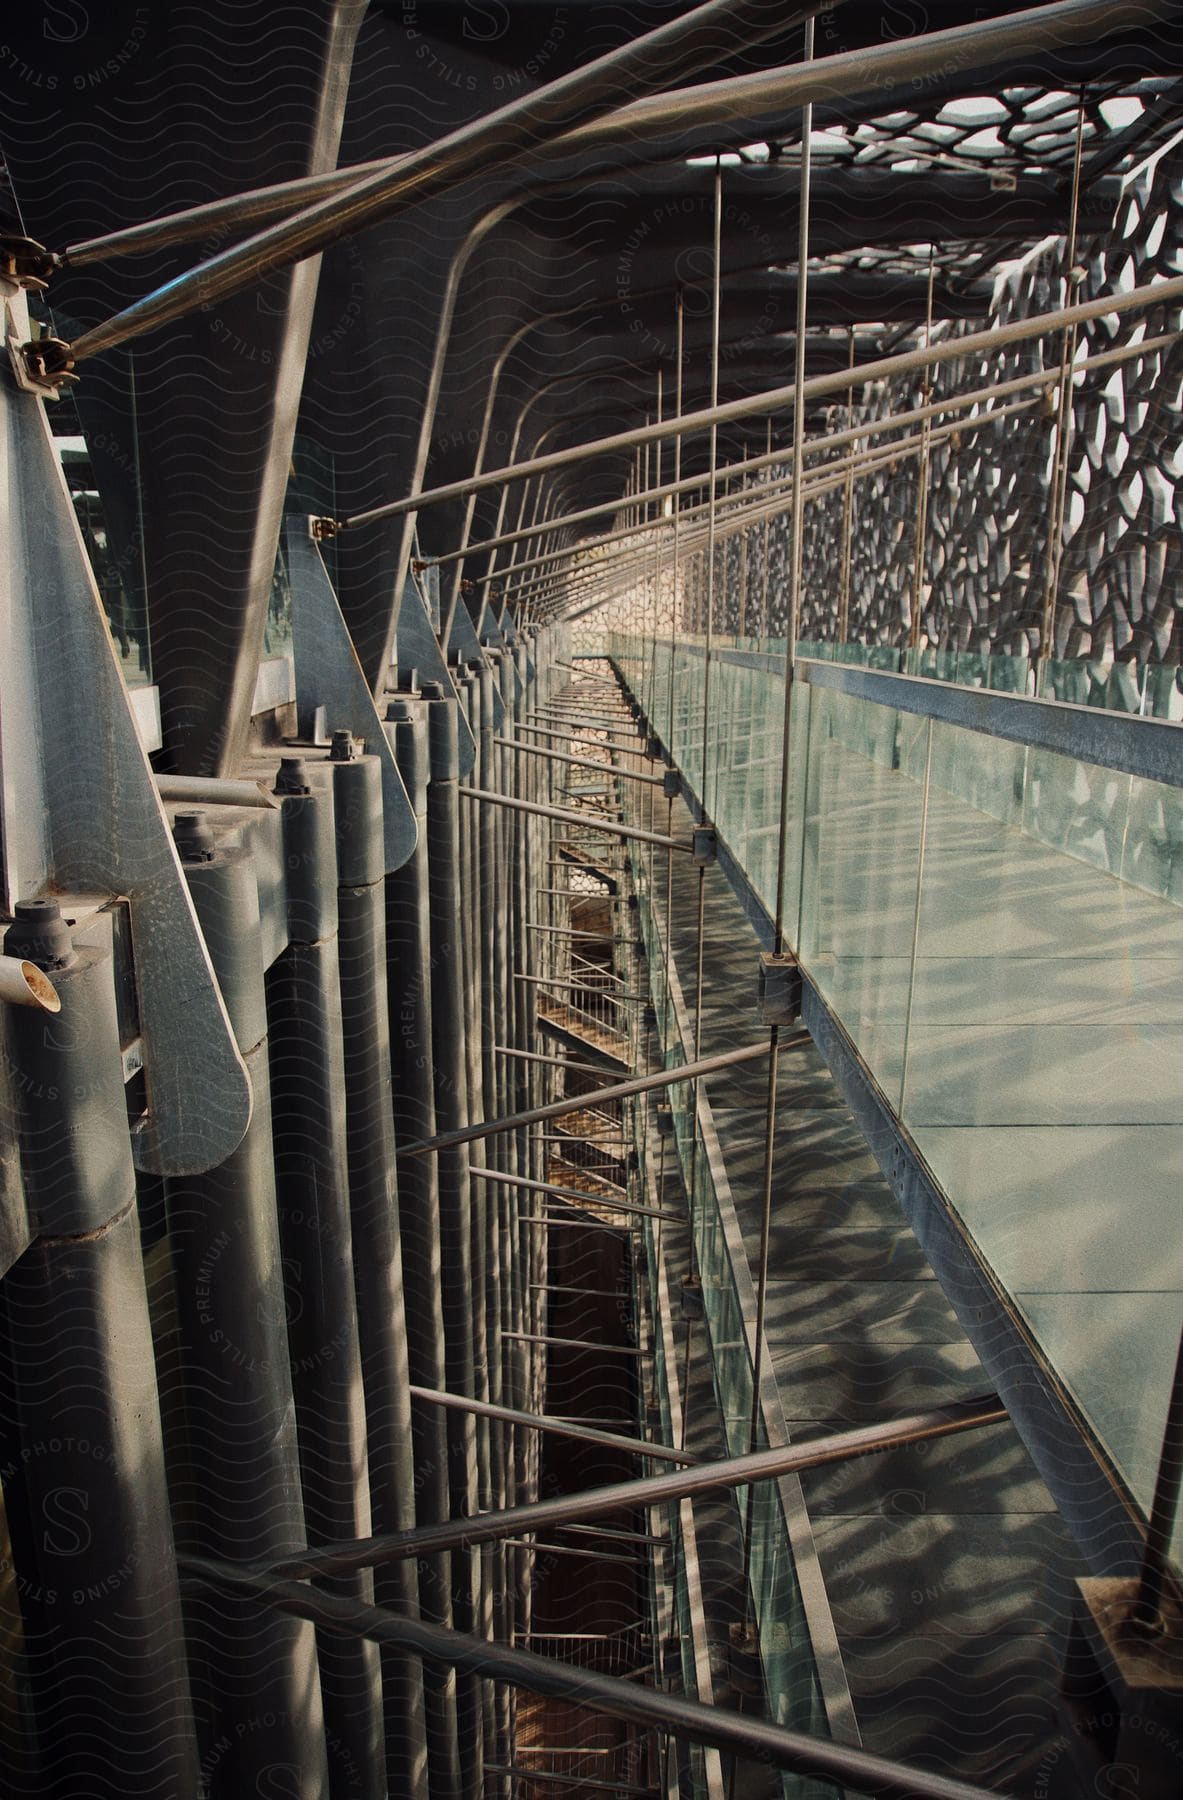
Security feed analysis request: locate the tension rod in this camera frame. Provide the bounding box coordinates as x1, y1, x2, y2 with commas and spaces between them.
399, 1040, 788, 1157
472, 1166, 682, 1224
251, 1394, 1007, 1581
180, 1557, 1005, 1800
497, 737, 666, 785
504, 1331, 644, 1358
408, 1384, 699, 1466
516, 722, 653, 758
494, 1044, 622, 1079
459, 786, 691, 852
484, 1765, 655, 1796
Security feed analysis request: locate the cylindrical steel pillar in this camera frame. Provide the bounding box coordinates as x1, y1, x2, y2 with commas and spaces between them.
267, 763, 385, 1800
168, 835, 331, 1797
386, 695, 464, 1800
0, 921, 200, 1800
332, 745, 430, 1798
425, 686, 484, 1798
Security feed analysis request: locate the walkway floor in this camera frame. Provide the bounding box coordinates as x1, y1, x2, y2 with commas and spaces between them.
801, 741, 1183, 1550
645, 787, 1086, 1796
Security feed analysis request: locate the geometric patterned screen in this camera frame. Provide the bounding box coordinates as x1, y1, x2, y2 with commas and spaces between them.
707, 145, 1183, 704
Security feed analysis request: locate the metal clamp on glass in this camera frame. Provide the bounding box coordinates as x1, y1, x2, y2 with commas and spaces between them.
757, 950, 802, 1025
691, 825, 717, 866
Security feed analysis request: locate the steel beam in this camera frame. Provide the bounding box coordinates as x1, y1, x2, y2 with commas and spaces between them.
407, 1385, 699, 1466
55, 0, 821, 365
345, 270, 1183, 527
459, 786, 688, 851
180, 1560, 1010, 1800
498, 739, 666, 785
50, 0, 1171, 373
471, 1167, 680, 1224
256, 1395, 1006, 1581
400, 1041, 785, 1156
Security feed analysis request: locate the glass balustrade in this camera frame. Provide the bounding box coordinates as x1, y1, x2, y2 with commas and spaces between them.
610, 626, 1183, 1577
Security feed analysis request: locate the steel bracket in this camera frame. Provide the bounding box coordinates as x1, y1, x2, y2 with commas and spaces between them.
0, 235, 57, 292
393, 574, 477, 776
288, 518, 417, 873
3, 283, 74, 400
692, 825, 717, 867
757, 951, 802, 1025
1064, 1578, 1183, 1800
477, 599, 504, 649
447, 592, 506, 732
0, 362, 252, 1175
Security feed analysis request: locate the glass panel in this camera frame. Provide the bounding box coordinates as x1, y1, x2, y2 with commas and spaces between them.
798, 687, 928, 1103
905, 720, 1183, 1567
52, 392, 152, 686
625, 823, 836, 1785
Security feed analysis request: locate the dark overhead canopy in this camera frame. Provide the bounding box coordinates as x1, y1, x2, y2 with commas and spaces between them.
2, 0, 1181, 759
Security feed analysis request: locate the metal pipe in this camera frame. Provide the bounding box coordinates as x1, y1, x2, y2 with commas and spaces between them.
1039, 90, 1090, 673
61, 0, 825, 364
484, 1765, 656, 1795
182, 1556, 1011, 1800
516, 973, 638, 1000
517, 378, 1126, 607
495, 1044, 624, 1078
332, 752, 430, 1794
344, 272, 1183, 527
504, 1331, 645, 1358
0, 939, 203, 1796
156, 773, 280, 809
699, 156, 724, 821
1134, 1321, 1183, 1628
470, 1166, 680, 1223
408, 1385, 699, 1466
266, 788, 386, 1789
908, 252, 938, 651
540, 1197, 677, 1224
257, 1394, 1006, 1579
516, 722, 652, 757
497, 738, 666, 785
532, 396, 1048, 616
385, 703, 464, 1795
539, 709, 634, 727
401, 1040, 784, 1156
524, 723, 648, 756
526, 923, 626, 940
451, 324, 1173, 575
564, 1525, 664, 1546
423, 690, 484, 1793
0, 955, 60, 1012
458, 786, 692, 852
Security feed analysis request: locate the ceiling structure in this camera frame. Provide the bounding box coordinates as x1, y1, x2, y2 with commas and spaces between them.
1, 0, 1180, 755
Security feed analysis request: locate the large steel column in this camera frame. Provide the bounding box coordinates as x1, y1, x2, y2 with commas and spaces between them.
332, 744, 430, 1798
424, 686, 485, 1798
0, 924, 199, 1800
266, 763, 385, 1799
385, 695, 463, 1800
456, 664, 500, 1778
168, 834, 331, 1797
